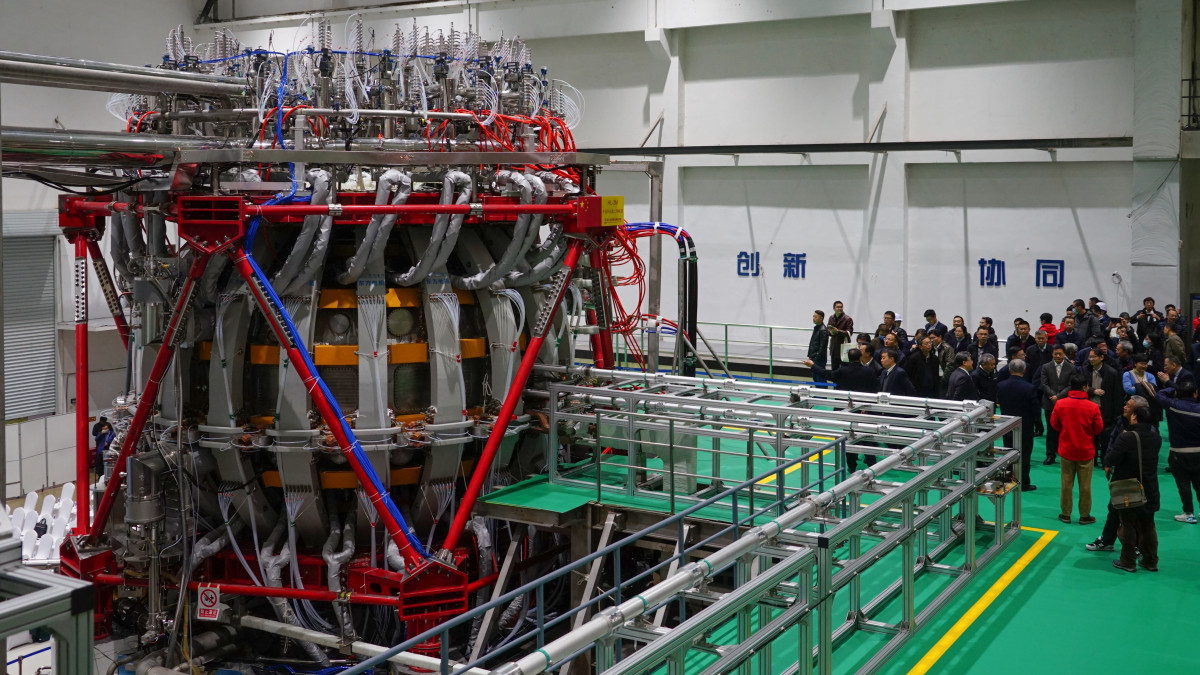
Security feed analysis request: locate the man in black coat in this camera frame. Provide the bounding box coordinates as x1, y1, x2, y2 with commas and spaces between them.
1085, 347, 1124, 466
807, 310, 830, 382
971, 353, 999, 401
879, 348, 916, 396
945, 352, 980, 401
997, 360, 1039, 490
1006, 320, 1035, 357
967, 328, 999, 366
1054, 315, 1084, 348
1105, 402, 1162, 572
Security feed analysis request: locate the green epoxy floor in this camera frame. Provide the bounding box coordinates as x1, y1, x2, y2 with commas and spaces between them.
484, 428, 1200, 673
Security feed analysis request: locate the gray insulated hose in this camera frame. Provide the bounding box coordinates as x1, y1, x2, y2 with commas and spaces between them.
108, 212, 131, 286
391, 170, 473, 286
145, 191, 170, 258
321, 509, 357, 639
271, 168, 331, 293
337, 169, 411, 285
261, 520, 331, 667
452, 170, 546, 290
507, 225, 567, 287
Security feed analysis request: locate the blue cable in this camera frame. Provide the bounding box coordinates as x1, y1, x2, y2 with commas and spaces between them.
244, 190, 430, 560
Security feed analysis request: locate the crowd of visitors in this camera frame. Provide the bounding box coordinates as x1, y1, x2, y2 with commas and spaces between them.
803, 296, 1200, 573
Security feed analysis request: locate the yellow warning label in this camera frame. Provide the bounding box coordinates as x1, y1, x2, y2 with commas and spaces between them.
600, 196, 624, 227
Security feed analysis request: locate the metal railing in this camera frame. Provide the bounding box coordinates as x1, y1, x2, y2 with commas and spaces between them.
612, 321, 816, 381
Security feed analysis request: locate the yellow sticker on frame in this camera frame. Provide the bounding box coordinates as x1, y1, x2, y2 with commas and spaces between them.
601, 196, 624, 227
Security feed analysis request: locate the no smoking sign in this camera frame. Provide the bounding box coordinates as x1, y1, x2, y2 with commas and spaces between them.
197, 585, 221, 621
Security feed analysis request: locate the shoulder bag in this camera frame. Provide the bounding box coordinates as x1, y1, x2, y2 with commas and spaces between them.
1109, 431, 1147, 510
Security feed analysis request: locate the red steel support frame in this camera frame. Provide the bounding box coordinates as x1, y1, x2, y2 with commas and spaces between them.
248, 203, 576, 219
72, 238, 90, 535
87, 253, 210, 543
91, 574, 404, 607
441, 239, 588, 555
226, 250, 424, 568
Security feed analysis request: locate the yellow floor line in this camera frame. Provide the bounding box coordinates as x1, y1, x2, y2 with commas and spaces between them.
905, 525, 1058, 675
756, 437, 837, 485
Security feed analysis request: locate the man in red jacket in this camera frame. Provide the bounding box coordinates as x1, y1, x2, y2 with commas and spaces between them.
1051, 373, 1105, 524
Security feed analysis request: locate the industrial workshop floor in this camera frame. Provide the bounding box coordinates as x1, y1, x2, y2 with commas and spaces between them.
482, 427, 1200, 674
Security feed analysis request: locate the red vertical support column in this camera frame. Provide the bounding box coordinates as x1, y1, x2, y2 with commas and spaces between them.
73, 238, 90, 536
587, 248, 615, 369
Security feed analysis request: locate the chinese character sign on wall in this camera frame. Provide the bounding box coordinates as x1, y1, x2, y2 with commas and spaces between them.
782, 253, 806, 279
978, 258, 1005, 287
1035, 259, 1065, 288
737, 251, 761, 277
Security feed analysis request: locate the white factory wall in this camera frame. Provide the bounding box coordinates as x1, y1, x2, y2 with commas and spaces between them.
907, 0, 1136, 140
905, 161, 1136, 321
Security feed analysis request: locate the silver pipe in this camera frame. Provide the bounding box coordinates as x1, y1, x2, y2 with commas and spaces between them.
156, 107, 477, 122
492, 402, 993, 675
0, 126, 229, 168
0, 59, 245, 97
260, 520, 331, 667
0, 50, 245, 84
238, 614, 492, 675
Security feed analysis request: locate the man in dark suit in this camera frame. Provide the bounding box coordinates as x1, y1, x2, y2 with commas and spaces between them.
806, 348, 878, 395
807, 310, 830, 382
1040, 344, 1077, 464
924, 309, 948, 336
1084, 347, 1124, 468
997, 359, 1040, 490
1025, 330, 1053, 435
806, 348, 878, 472
1155, 356, 1196, 390
1054, 315, 1084, 349
879, 348, 916, 396
945, 352, 980, 401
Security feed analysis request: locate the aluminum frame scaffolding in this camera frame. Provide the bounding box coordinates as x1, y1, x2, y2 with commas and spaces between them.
494, 367, 1022, 675
339, 368, 1023, 675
